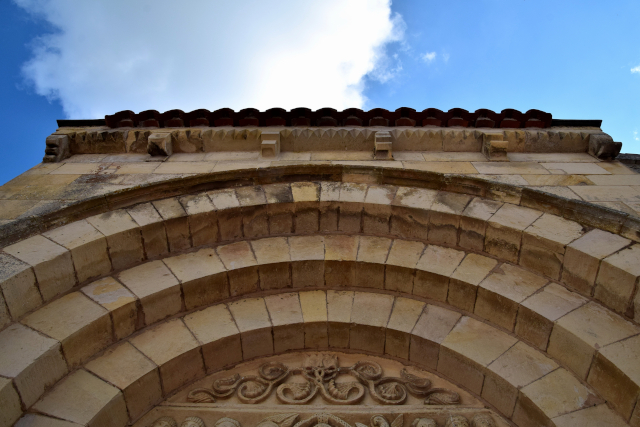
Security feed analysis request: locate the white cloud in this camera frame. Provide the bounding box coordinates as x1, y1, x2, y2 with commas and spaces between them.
421, 52, 436, 63
14, 0, 404, 118
634, 130, 639, 142
632, 65, 640, 74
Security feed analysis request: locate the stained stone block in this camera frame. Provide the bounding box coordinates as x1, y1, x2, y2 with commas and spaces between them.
299, 290, 328, 348
410, 304, 461, 370
85, 342, 161, 421
428, 191, 471, 245
338, 182, 367, 233
552, 404, 629, 427
14, 414, 81, 427
263, 183, 295, 235
349, 292, 394, 354
319, 181, 340, 232
264, 293, 304, 353
208, 189, 243, 241
163, 248, 229, 310
127, 203, 169, 259
363, 185, 397, 235
356, 236, 392, 290
515, 283, 587, 350
595, 244, 640, 315
548, 302, 640, 379
22, 292, 112, 368
0, 254, 42, 319
129, 319, 204, 395
81, 277, 138, 340
183, 304, 242, 372
327, 290, 354, 348
251, 237, 292, 290
385, 240, 424, 293
0, 377, 22, 427
152, 198, 191, 252
414, 245, 465, 302
117, 261, 182, 325
179, 193, 218, 247
227, 298, 274, 359
43, 219, 111, 283
391, 187, 437, 241
291, 182, 321, 234
0, 323, 68, 408
447, 253, 497, 312
236, 186, 269, 239
86, 210, 145, 270
32, 369, 128, 427
216, 241, 259, 296
563, 229, 630, 297
485, 204, 542, 263
385, 297, 425, 359
289, 235, 325, 288
4, 235, 76, 301
324, 235, 359, 288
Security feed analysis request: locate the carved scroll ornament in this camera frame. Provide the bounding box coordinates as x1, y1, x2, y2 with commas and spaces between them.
187, 355, 460, 406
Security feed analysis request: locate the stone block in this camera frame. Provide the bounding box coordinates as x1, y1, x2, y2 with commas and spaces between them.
589, 133, 622, 160
86, 210, 144, 270
237, 186, 269, 239
22, 292, 112, 367
409, 304, 461, 370
208, 189, 243, 241
0, 254, 41, 319
485, 204, 542, 263
324, 235, 359, 288
4, 235, 76, 301
385, 240, 424, 293
514, 369, 602, 427
251, 237, 291, 290
552, 404, 629, 427
14, 414, 81, 427
261, 139, 279, 158
153, 198, 191, 252
264, 184, 295, 235
291, 182, 321, 234
475, 264, 548, 331
520, 213, 585, 279
482, 341, 558, 417
515, 283, 587, 350
595, 244, 640, 315
43, 134, 71, 163
548, 302, 640, 379
32, 369, 127, 427
339, 182, 367, 233
216, 241, 259, 296
385, 297, 425, 359
482, 134, 508, 161
447, 254, 497, 312
179, 193, 218, 247
563, 229, 630, 297
299, 290, 328, 348
43, 219, 111, 283
327, 290, 354, 348
0, 323, 68, 408
264, 293, 304, 352
81, 277, 137, 340
355, 236, 392, 290
227, 298, 274, 360
391, 187, 437, 240
183, 304, 242, 372
0, 377, 22, 427
438, 316, 517, 394
414, 245, 465, 302
289, 236, 325, 288
148, 131, 172, 156
428, 192, 471, 245
163, 248, 229, 310
129, 319, 204, 394
319, 181, 340, 232
363, 185, 396, 234
127, 203, 169, 259
117, 261, 182, 325
349, 292, 394, 354
85, 342, 161, 421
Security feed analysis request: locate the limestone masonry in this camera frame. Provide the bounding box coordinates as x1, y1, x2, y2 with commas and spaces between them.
0, 108, 639, 427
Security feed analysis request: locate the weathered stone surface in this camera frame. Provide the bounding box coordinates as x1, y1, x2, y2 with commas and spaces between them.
327, 290, 353, 348
485, 204, 542, 263
356, 236, 392, 290
152, 198, 191, 252
552, 404, 629, 427
448, 253, 497, 312
298, 290, 328, 348
324, 235, 359, 288
251, 237, 291, 290
179, 193, 218, 247
227, 298, 273, 359
86, 210, 144, 270
386, 297, 425, 359
264, 293, 304, 353
385, 239, 424, 293
589, 133, 622, 160
414, 245, 465, 302
410, 304, 461, 370
0, 254, 41, 319
216, 241, 259, 296
289, 235, 325, 288
459, 198, 503, 252
81, 277, 137, 340
127, 203, 168, 259
595, 244, 640, 315
350, 292, 394, 354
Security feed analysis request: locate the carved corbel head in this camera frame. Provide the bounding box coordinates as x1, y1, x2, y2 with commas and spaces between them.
444, 416, 469, 427
411, 418, 436, 427
470, 414, 495, 427
216, 417, 242, 427
43, 134, 71, 163
181, 417, 206, 427
151, 417, 178, 427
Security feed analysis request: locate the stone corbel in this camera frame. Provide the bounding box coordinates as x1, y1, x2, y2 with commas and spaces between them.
43, 134, 71, 163
261, 131, 281, 158
588, 133, 622, 160
482, 132, 508, 161
148, 131, 173, 157
375, 131, 393, 159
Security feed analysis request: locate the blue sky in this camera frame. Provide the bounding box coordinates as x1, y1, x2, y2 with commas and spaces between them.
1, 0, 639, 185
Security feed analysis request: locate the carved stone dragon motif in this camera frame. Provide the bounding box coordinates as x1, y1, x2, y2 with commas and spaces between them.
187, 354, 460, 405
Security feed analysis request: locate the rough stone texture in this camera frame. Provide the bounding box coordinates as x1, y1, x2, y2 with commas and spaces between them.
548, 302, 640, 379
32, 369, 128, 427
84, 342, 161, 421
127, 203, 169, 259
428, 191, 471, 245
448, 253, 498, 312
179, 193, 218, 247
152, 198, 191, 252
298, 290, 328, 348
563, 229, 631, 297
595, 244, 640, 315
385, 239, 424, 293
552, 404, 629, 427
227, 298, 274, 359
86, 210, 144, 270
363, 185, 396, 234
14, 414, 82, 427
349, 292, 394, 354
22, 292, 112, 367
385, 297, 425, 359
0, 376, 22, 427
237, 186, 269, 239
81, 277, 137, 340
289, 235, 325, 288
459, 198, 503, 252
0, 323, 68, 408
324, 235, 359, 288
4, 235, 76, 301
216, 241, 259, 296
410, 304, 461, 370
356, 236, 391, 290
391, 187, 437, 241
208, 189, 242, 241
327, 290, 353, 348
163, 248, 229, 310
264, 293, 304, 353
485, 204, 542, 263
414, 245, 465, 302
129, 319, 204, 394
251, 237, 292, 290
0, 254, 41, 320
263, 183, 294, 235
117, 261, 181, 325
